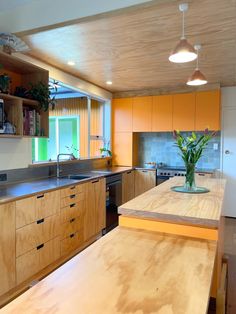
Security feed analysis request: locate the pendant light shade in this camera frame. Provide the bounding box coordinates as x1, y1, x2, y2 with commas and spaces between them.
169, 38, 197, 63
187, 44, 207, 86
169, 3, 197, 63
187, 69, 207, 86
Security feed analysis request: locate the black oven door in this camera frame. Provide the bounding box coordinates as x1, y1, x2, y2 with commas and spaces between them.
156, 175, 170, 186
105, 175, 122, 233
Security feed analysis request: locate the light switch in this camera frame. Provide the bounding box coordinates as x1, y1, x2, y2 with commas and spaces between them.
213, 143, 218, 151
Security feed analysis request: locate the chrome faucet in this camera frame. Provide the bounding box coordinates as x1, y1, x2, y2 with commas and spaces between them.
56, 153, 74, 178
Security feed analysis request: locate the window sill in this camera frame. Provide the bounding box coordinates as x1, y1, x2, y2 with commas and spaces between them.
29, 156, 112, 168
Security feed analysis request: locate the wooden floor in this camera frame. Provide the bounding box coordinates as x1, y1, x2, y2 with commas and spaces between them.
224, 217, 236, 313
207, 217, 236, 314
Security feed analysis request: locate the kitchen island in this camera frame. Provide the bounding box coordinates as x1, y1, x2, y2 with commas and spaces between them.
2, 227, 216, 314
119, 176, 226, 297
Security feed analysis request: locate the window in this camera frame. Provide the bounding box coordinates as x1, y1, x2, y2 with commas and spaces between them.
32, 116, 80, 162
31, 84, 111, 163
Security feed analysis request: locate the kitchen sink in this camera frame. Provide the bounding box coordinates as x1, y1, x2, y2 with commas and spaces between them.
68, 174, 92, 180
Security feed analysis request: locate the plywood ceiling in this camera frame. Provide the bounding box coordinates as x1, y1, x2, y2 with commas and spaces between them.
20, 0, 236, 92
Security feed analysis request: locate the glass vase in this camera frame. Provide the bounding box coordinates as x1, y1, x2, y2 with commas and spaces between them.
184, 163, 196, 191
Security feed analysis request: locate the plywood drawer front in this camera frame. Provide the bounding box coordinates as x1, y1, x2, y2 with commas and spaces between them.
60, 232, 83, 256
16, 196, 37, 229
39, 236, 60, 270
60, 183, 86, 197
35, 190, 60, 220
60, 200, 85, 224
16, 214, 60, 257
61, 193, 84, 208
16, 247, 39, 285
16, 237, 60, 285
61, 217, 82, 240
16, 190, 60, 229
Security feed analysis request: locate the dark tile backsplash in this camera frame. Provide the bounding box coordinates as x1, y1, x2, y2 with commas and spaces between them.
138, 132, 221, 170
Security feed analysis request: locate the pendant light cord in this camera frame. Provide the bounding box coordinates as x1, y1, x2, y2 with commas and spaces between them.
196, 49, 199, 69
181, 10, 185, 39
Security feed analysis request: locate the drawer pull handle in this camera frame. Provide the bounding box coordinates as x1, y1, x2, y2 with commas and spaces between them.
70, 233, 75, 238
70, 203, 76, 208
37, 243, 44, 250
127, 171, 132, 174
92, 180, 99, 184
70, 218, 75, 223
37, 194, 44, 199
142, 170, 148, 173
70, 186, 75, 190
70, 194, 76, 199
37, 218, 44, 224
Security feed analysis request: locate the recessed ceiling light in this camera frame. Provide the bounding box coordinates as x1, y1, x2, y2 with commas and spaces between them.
106, 81, 112, 85
67, 61, 75, 66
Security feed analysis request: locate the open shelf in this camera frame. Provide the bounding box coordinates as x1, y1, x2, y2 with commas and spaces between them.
0, 52, 49, 139
0, 93, 39, 106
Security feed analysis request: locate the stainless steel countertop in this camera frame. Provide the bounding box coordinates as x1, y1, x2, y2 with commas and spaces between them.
0, 167, 132, 204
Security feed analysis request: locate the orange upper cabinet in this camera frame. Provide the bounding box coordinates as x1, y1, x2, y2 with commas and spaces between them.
112, 98, 133, 132
195, 90, 221, 131
152, 95, 173, 131
133, 96, 152, 132
112, 132, 133, 166
173, 93, 195, 131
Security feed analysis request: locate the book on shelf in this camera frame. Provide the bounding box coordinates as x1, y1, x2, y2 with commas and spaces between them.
23, 107, 41, 136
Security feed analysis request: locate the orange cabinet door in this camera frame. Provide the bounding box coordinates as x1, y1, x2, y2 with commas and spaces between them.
133, 96, 152, 132
173, 93, 195, 131
112, 98, 133, 132
152, 95, 173, 131
195, 90, 220, 131
112, 132, 133, 166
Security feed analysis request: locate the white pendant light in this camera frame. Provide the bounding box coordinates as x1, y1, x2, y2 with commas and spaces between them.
187, 44, 207, 86
169, 3, 197, 63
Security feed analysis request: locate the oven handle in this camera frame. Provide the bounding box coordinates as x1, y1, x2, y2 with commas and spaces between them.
106, 180, 122, 188
157, 175, 171, 179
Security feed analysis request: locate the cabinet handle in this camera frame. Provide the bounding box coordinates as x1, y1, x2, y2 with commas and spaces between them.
70, 218, 75, 223
92, 180, 99, 184
127, 171, 132, 174
142, 170, 148, 173
70, 233, 75, 238
70, 194, 76, 199
70, 203, 76, 208
37, 243, 44, 250
37, 194, 44, 199
70, 186, 76, 190
37, 218, 44, 224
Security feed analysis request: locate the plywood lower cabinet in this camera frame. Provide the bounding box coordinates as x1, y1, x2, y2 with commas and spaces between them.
60, 183, 86, 256
0, 202, 16, 295
134, 170, 156, 197
122, 170, 135, 203
16, 237, 61, 285
84, 178, 106, 242
0, 179, 107, 301
15, 190, 60, 229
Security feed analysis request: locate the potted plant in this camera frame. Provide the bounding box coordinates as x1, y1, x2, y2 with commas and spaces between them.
100, 140, 112, 157
65, 144, 79, 160
27, 81, 57, 111
172, 129, 215, 193
0, 74, 11, 94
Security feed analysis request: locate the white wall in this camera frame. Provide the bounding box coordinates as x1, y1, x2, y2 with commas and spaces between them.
0, 0, 150, 33
221, 86, 236, 108
0, 138, 32, 170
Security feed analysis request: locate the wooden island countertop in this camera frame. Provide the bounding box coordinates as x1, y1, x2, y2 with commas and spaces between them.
119, 176, 226, 228
118, 176, 226, 298
1, 227, 216, 314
